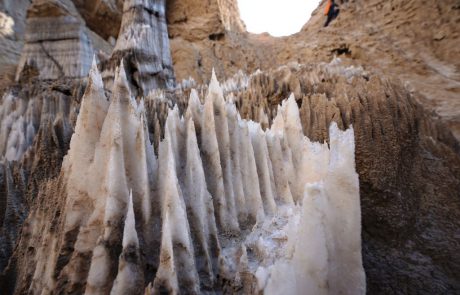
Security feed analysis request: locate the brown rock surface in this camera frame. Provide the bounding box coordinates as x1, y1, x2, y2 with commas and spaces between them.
167, 0, 460, 141
71, 0, 123, 39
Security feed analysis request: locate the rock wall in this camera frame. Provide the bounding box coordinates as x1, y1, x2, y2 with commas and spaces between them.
102, 0, 175, 96
15, 0, 94, 80
166, 0, 460, 142
71, 0, 122, 39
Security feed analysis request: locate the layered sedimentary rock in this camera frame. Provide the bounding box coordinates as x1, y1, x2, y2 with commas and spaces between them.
103, 0, 175, 96
2, 61, 365, 294
0, 0, 30, 84
15, 0, 94, 80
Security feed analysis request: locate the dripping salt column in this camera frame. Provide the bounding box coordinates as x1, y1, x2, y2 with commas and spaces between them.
107, 0, 175, 95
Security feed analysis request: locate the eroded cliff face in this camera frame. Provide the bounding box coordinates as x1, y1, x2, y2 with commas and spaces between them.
165, 0, 460, 141
0, 0, 459, 294
15, 0, 95, 80
101, 0, 175, 96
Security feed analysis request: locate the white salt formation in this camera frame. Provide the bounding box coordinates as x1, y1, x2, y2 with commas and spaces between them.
18, 63, 365, 294
0, 82, 75, 162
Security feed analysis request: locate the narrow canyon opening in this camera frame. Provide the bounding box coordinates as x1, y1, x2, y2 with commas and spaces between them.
237, 0, 321, 36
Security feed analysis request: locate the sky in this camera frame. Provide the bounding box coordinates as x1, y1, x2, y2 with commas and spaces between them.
237, 0, 322, 37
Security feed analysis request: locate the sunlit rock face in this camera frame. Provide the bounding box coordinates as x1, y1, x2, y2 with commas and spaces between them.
4, 61, 365, 294
15, 0, 94, 80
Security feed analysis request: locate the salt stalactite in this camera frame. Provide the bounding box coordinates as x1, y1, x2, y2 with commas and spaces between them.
15, 0, 94, 80
11, 64, 365, 294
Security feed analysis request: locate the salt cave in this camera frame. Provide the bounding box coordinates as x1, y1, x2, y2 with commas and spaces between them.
1, 59, 365, 294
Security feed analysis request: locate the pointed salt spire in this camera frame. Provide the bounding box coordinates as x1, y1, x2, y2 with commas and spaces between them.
189, 89, 201, 107
266, 130, 294, 205
205, 71, 240, 231
164, 105, 185, 175
123, 190, 139, 248
281, 93, 309, 202
113, 60, 135, 107
214, 123, 239, 231
62, 54, 109, 232
184, 117, 220, 287
137, 112, 154, 224
153, 135, 199, 293
239, 120, 264, 224
284, 94, 304, 146
201, 82, 231, 230
69, 55, 108, 154
110, 190, 144, 295
85, 102, 129, 295
323, 123, 364, 294
89, 56, 103, 89
226, 102, 247, 225
102, 114, 129, 240
248, 122, 276, 216
208, 68, 224, 99
185, 89, 203, 132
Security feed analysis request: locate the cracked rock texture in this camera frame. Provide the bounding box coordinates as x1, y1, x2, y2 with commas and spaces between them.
15, 0, 95, 80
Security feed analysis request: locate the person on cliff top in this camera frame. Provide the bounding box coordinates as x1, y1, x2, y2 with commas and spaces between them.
324, 0, 340, 27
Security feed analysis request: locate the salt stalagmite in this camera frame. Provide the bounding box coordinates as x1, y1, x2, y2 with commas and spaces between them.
7, 64, 365, 294
110, 192, 143, 295
153, 126, 199, 294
